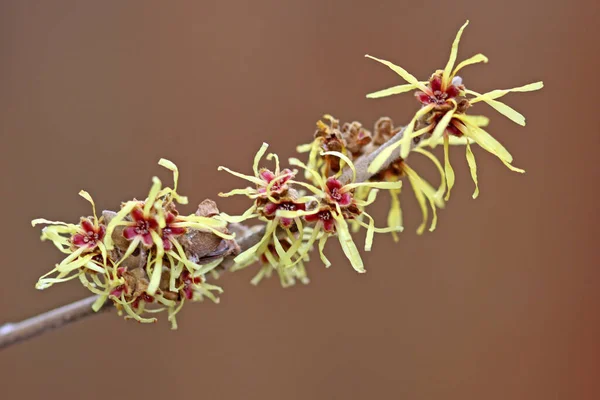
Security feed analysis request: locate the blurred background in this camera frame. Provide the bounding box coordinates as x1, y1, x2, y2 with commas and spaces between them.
1, 0, 598, 399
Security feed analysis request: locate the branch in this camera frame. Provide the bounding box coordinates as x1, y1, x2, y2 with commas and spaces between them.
0, 126, 410, 351
0, 296, 111, 351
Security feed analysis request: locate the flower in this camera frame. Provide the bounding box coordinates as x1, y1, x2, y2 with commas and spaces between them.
281, 152, 403, 272
324, 177, 353, 207
218, 143, 316, 271
297, 115, 373, 179
122, 205, 160, 247
105, 160, 233, 297
263, 200, 307, 228
33, 158, 232, 329
304, 207, 336, 233
218, 142, 296, 205
160, 212, 187, 250
72, 217, 106, 249
415, 74, 464, 107
365, 20, 543, 199
32, 190, 110, 290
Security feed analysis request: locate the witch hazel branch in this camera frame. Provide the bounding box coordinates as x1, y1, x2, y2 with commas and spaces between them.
27, 20, 542, 331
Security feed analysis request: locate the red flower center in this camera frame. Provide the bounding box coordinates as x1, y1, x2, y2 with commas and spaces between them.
318, 211, 331, 221
72, 219, 105, 249
134, 220, 151, 235
279, 202, 298, 211
329, 188, 343, 202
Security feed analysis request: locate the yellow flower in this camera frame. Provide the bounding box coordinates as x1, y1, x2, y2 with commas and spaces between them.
32, 190, 109, 290
364, 20, 543, 198
105, 159, 231, 297
296, 114, 348, 181
34, 158, 232, 329
280, 152, 403, 272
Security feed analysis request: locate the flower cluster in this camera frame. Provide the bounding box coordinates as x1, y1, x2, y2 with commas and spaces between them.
33, 160, 238, 328
32, 20, 542, 328
218, 142, 403, 281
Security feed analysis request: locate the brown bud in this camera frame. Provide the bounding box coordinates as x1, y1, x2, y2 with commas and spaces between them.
195, 199, 220, 218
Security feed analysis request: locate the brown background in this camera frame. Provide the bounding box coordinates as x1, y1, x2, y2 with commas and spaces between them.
1, 0, 598, 399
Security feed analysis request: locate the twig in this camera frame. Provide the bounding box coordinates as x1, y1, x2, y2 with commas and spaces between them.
0, 296, 112, 351
0, 127, 409, 351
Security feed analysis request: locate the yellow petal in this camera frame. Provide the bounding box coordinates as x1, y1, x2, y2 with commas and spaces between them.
427, 196, 438, 232
400, 105, 435, 158
143, 177, 162, 217
477, 97, 526, 126
253, 143, 269, 176
414, 148, 446, 202
465, 141, 480, 199
113, 236, 141, 269
429, 102, 457, 148
366, 139, 401, 174
218, 188, 257, 198
366, 83, 420, 99
501, 159, 526, 173
443, 135, 456, 201
217, 166, 264, 186
57, 253, 94, 273
459, 122, 513, 163
266, 152, 281, 174
364, 212, 375, 252
332, 214, 365, 273
354, 187, 379, 207
466, 82, 544, 126
459, 115, 490, 127
471, 81, 544, 102
296, 143, 313, 153
32, 218, 77, 228
345, 181, 402, 191
452, 53, 488, 77
289, 157, 326, 190
234, 222, 277, 265
387, 188, 403, 242
318, 234, 331, 268
442, 20, 469, 88
92, 295, 108, 312
419, 135, 475, 147
158, 158, 179, 192
365, 55, 429, 92
321, 150, 356, 182
78, 190, 98, 222
404, 167, 428, 235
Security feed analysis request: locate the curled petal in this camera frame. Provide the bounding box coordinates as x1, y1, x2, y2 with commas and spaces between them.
452, 53, 488, 76
253, 143, 269, 176
365, 55, 429, 92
